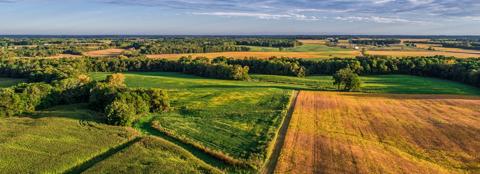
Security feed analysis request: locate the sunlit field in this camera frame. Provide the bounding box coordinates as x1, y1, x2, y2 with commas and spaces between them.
276, 91, 480, 174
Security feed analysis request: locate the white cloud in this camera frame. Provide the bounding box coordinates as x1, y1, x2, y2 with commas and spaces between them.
335, 16, 418, 23
407, 0, 434, 5
192, 12, 319, 21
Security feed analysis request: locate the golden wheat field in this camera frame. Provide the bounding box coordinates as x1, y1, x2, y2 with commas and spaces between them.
368, 50, 480, 58
298, 39, 327, 45
146, 51, 360, 59
275, 91, 480, 174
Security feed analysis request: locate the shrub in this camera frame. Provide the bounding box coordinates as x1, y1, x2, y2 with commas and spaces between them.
105, 100, 136, 126
105, 73, 126, 87
149, 89, 170, 112
0, 88, 22, 117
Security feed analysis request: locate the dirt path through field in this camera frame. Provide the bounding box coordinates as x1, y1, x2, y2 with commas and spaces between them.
262, 91, 299, 174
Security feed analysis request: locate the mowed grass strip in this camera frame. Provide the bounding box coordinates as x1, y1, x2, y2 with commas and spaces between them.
83, 136, 223, 174
0, 104, 137, 173
0, 77, 27, 88
276, 91, 480, 174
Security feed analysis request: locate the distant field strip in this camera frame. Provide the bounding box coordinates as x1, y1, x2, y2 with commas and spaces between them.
147, 51, 359, 59
368, 50, 480, 58
276, 91, 480, 174
83, 48, 125, 57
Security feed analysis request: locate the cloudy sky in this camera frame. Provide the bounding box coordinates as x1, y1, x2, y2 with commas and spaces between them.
0, 0, 479, 35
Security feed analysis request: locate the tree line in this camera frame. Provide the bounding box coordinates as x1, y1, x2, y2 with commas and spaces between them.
0, 56, 250, 82
217, 56, 480, 87
126, 38, 251, 54
235, 38, 301, 47
1, 55, 479, 88
0, 73, 170, 126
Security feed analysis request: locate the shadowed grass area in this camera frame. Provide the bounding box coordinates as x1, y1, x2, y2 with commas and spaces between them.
0, 77, 27, 88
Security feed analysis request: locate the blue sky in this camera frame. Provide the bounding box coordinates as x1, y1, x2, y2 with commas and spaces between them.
0, 0, 479, 35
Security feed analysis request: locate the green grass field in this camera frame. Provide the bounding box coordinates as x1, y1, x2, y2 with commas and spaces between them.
91, 72, 292, 168
251, 74, 480, 95
0, 104, 137, 173
0, 77, 27, 88
83, 136, 222, 174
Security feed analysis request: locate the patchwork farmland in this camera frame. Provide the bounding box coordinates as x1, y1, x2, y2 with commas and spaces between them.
1, 36, 480, 173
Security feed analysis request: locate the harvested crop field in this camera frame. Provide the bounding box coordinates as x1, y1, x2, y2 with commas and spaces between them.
83, 48, 126, 57
275, 91, 480, 174
298, 39, 327, 45
368, 50, 480, 58
146, 51, 360, 59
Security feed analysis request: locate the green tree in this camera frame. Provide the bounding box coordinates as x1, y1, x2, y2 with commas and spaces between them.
105, 100, 136, 126
333, 68, 362, 91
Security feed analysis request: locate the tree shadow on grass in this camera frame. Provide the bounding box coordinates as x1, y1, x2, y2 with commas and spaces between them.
20, 103, 106, 126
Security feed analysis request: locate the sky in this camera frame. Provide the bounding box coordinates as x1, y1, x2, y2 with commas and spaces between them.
0, 0, 479, 35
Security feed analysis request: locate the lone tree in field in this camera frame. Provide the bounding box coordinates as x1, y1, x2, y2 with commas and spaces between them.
333, 68, 361, 91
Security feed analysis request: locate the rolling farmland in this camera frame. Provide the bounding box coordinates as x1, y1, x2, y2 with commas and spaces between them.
275, 91, 480, 174
90, 72, 294, 169
2, 36, 480, 173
